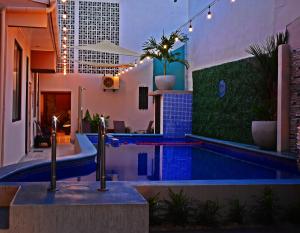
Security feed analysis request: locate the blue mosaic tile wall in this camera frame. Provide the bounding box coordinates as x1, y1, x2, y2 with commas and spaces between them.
162, 146, 192, 180
163, 93, 192, 137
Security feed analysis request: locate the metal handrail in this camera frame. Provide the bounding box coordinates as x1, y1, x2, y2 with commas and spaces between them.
49, 115, 58, 192
97, 116, 108, 191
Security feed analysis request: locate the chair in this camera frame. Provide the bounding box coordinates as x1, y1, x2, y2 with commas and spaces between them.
136, 120, 154, 134
34, 121, 51, 148
113, 121, 126, 133
146, 120, 154, 134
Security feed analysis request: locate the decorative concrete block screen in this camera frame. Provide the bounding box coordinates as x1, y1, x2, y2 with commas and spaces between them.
78, 0, 120, 74
163, 93, 192, 137
192, 58, 266, 144
57, 0, 120, 74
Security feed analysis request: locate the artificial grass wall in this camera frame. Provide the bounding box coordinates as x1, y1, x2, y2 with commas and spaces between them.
192, 58, 265, 144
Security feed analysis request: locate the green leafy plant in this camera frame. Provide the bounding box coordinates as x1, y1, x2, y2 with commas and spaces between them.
284, 202, 300, 225
226, 199, 247, 225
83, 110, 110, 133
164, 189, 191, 226
246, 31, 288, 120
147, 193, 162, 225
90, 113, 100, 133
251, 187, 279, 225
140, 31, 189, 76
83, 109, 92, 121
195, 200, 221, 226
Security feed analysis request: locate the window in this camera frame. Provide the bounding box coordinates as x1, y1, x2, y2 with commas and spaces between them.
139, 86, 148, 110
12, 41, 22, 122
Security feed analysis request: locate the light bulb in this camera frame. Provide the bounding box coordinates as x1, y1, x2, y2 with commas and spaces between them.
207, 6, 212, 19
134, 63, 138, 67
63, 55, 66, 59
163, 44, 167, 49
189, 21, 193, 32
62, 0, 67, 3
63, 26, 67, 32
140, 60, 144, 64
63, 36, 67, 41
129, 67, 133, 70
62, 12, 67, 19
231, 0, 236, 2
121, 71, 125, 74
146, 56, 150, 60
62, 44, 67, 49
64, 50, 67, 54
175, 37, 179, 42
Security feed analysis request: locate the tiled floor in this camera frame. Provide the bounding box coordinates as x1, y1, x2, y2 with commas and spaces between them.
20, 143, 75, 162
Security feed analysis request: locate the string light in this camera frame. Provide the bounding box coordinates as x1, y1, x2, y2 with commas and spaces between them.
146, 56, 151, 60
140, 60, 144, 64
175, 0, 222, 33
62, 11, 67, 19
231, 0, 236, 2
134, 62, 138, 67
188, 20, 193, 32
175, 37, 179, 42
207, 6, 212, 19
163, 44, 167, 49
61, 0, 69, 76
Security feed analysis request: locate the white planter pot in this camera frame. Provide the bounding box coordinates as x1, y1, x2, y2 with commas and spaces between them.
155, 75, 176, 90
252, 121, 277, 149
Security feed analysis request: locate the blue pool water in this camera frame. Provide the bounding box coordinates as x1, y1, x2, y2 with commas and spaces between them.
86, 135, 300, 181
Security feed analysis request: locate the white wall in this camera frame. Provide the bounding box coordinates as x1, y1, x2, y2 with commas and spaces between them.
187, 0, 300, 90
3, 28, 32, 165
40, 0, 189, 139
40, 62, 154, 138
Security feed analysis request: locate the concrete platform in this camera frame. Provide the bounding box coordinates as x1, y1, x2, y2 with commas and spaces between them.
1, 182, 148, 233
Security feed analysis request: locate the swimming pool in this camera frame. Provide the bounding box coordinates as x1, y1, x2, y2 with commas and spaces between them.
1, 134, 299, 183
86, 134, 300, 181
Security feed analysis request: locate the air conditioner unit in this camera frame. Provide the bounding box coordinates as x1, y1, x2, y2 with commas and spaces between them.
102, 75, 120, 92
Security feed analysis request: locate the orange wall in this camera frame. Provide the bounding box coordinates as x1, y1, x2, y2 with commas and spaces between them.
3, 27, 33, 165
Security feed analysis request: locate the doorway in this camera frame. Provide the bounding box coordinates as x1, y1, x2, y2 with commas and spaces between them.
40, 92, 71, 144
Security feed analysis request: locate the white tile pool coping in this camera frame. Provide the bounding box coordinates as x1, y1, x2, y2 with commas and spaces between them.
186, 134, 297, 160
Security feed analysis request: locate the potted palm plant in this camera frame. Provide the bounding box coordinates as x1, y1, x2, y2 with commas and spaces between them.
140, 31, 189, 90
246, 31, 288, 149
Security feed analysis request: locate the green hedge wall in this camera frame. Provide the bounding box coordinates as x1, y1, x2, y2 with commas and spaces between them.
192, 58, 266, 144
